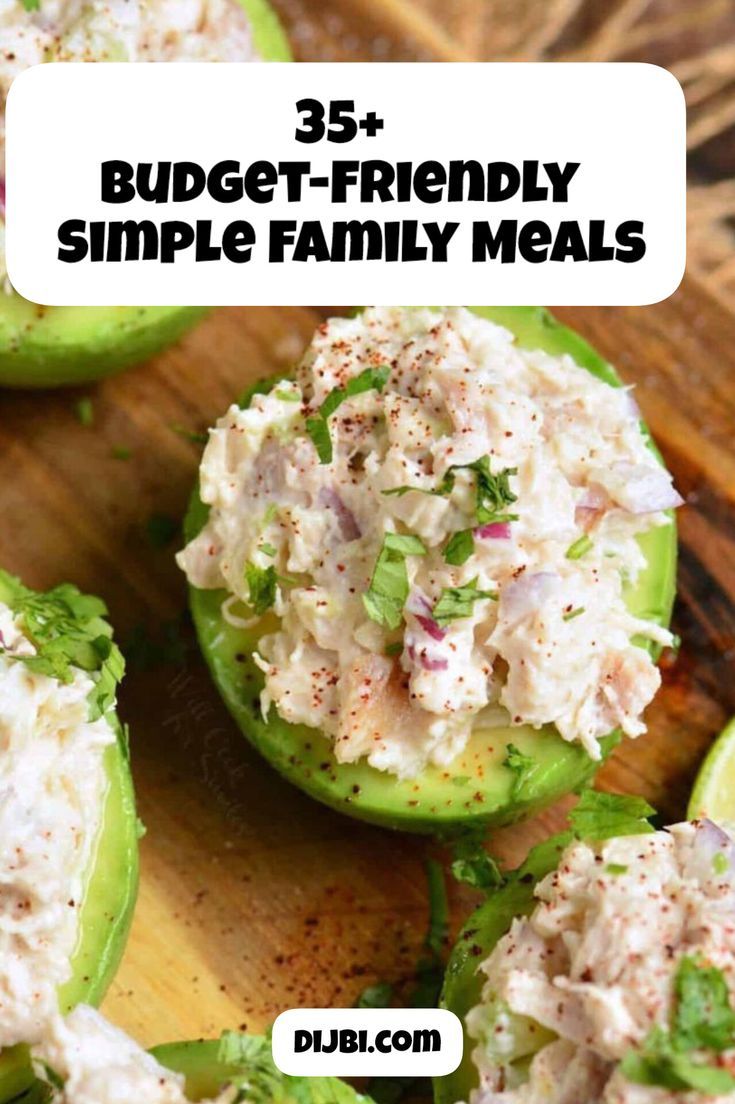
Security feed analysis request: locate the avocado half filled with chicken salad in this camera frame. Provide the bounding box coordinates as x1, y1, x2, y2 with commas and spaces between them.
178, 306, 680, 832
17, 1006, 368, 1104
0, 0, 290, 389
437, 792, 735, 1104
0, 570, 138, 1102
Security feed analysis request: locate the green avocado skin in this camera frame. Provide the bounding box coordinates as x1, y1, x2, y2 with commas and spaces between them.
434, 835, 571, 1104
0, 303, 209, 389
0, 0, 291, 390
152, 1037, 364, 1103
0, 572, 139, 1104
186, 306, 677, 834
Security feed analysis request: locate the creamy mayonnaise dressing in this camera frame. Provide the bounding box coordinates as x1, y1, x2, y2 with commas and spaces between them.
0, 601, 113, 1047
33, 1006, 235, 1104
467, 820, 735, 1104
179, 308, 680, 779
0, 0, 260, 285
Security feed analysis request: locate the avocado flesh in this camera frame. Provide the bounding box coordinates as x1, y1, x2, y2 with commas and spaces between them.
0, 0, 291, 390
186, 306, 677, 833
152, 1037, 365, 1103
0, 573, 139, 1103
435, 836, 569, 1104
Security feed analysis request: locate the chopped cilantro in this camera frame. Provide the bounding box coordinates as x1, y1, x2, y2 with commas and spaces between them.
566, 534, 593, 560
451, 832, 504, 891
384, 458, 518, 527
356, 981, 394, 1009
363, 532, 427, 630
22, 0, 40, 11
569, 790, 656, 841
111, 445, 131, 461
466, 459, 518, 525
621, 1028, 735, 1093
0, 576, 124, 723
673, 954, 735, 1052
621, 956, 735, 1095
274, 388, 301, 402
503, 742, 535, 799
432, 578, 497, 626
244, 562, 278, 616
304, 415, 332, 464
75, 397, 94, 427
562, 606, 585, 621
605, 863, 628, 875
444, 529, 474, 566
306, 365, 391, 463
384, 641, 403, 657
145, 513, 179, 548
171, 423, 208, 445
258, 543, 277, 558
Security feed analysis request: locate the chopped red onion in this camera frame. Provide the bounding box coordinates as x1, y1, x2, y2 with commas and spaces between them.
607, 464, 684, 514
318, 487, 361, 541
693, 818, 735, 874
416, 614, 446, 641
406, 588, 446, 639
475, 521, 512, 540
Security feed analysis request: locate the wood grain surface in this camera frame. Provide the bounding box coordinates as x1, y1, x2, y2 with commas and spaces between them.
0, 279, 733, 1049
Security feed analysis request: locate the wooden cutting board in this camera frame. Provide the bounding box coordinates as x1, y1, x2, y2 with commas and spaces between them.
0, 279, 733, 1049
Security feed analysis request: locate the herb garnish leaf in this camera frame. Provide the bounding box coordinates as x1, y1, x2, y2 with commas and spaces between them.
444, 529, 474, 566
569, 789, 656, 841
0, 576, 124, 722
673, 954, 735, 1053
244, 562, 278, 616
432, 578, 497, 626
451, 832, 504, 891
384, 458, 518, 527
306, 365, 391, 464
622, 956, 735, 1093
363, 532, 427, 630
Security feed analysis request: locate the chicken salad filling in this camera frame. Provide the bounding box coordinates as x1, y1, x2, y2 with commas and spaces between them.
0, 587, 121, 1047
179, 307, 681, 780
0, 0, 260, 287
467, 818, 735, 1104
31, 1005, 233, 1104
29, 1006, 337, 1104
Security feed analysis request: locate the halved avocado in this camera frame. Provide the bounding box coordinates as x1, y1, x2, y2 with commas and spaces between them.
0, 0, 291, 390
0, 571, 139, 1103
152, 1035, 368, 1103
184, 307, 677, 834
435, 836, 571, 1104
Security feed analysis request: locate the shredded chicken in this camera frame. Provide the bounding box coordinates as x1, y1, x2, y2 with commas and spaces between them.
179, 307, 680, 778
467, 821, 735, 1104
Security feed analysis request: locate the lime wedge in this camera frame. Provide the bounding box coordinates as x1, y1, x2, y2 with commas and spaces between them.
688, 717, 735, 821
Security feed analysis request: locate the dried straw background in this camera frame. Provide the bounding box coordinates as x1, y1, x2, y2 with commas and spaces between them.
268, 0, 735, 310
